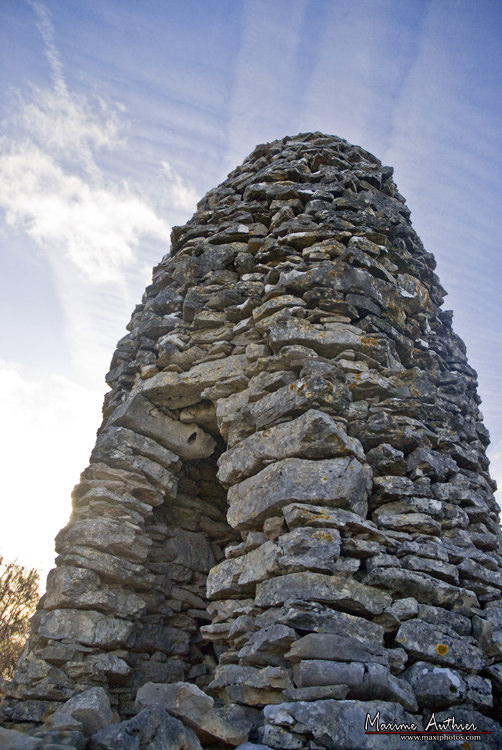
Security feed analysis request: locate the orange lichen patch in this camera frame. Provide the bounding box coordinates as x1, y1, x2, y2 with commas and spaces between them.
436, 643, 449, 656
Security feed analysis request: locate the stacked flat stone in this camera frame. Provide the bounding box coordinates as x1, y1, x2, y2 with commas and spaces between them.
3, 132, 502, 748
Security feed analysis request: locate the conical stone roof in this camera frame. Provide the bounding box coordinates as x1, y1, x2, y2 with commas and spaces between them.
2, 132, 502, 748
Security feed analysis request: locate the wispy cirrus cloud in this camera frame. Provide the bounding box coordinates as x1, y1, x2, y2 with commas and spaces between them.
0, 0, 199, 383
29, 0, 65, 90
0, 1, 194, 287
0, 142, 169, 283
14, 86, 123, 178
24, 0, 123, 179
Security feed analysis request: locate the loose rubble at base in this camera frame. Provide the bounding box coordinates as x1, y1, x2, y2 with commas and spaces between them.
1, 132, 501, 749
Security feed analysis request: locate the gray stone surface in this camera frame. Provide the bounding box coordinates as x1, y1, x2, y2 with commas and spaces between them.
38, 609, 133, 648
135, 681, 251, 745
217, 409, 364, 486
287, 633, 392, 666
264, 700, 423, 749
140, 355, 248, 409
206, 541, 280, 598
364, 567, 479, 610
277, 526, 342, 573
0, 727, 42, 749
238, 624, 296, 666
402, 661, 493, 710
227, 457, 371, 530
209, 664, 293, 706
90, 704, 202, 749
50, 687, 113, 735
256, 572, 391, 616
108, 393, 215, 460
42, 567, 147, 618
56, 518, 152, 563
427, 708, 502, 750
396, 619, 484, 671
281, 503, 385, 540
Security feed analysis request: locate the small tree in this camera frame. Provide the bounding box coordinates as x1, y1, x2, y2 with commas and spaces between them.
0, 556, 40, 679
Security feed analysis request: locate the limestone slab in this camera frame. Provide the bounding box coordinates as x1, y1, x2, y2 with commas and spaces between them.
90, 704, 203, 750
263, 700, 423, 749
139, 355, 248, 408
135, 681, 250, 746
255, 572, 391, 616
287, 633, 391, 666
38, 608, 133, 649
218, 409, 364, 486
227, 457, 371, 530
364, 567, 478, 610
396, 619, 484, 672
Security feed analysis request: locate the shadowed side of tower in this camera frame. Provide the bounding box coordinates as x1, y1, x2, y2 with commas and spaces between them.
2, 132, 502, 748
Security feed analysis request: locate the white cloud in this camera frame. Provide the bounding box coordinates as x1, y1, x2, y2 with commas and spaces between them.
0, 360, 103, 583
0, 142, 169, 284
0, 2, 192, 288
0, 0, 196, 367
160, 161, 199, 213
25, 0, 120, 178
0, 58, 171, 285
18, 87, 123, 175
29, 0, 66, 93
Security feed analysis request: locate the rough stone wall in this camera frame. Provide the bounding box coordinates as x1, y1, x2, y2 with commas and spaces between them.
3, 132, 502, 748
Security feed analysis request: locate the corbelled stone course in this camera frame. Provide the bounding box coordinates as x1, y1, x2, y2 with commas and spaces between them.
2, 132, 501, 748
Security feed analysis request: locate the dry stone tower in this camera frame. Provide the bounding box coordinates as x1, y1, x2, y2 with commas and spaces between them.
3, 133, 502, 748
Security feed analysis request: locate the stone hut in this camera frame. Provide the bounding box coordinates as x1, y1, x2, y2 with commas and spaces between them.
2, 132, 502, 749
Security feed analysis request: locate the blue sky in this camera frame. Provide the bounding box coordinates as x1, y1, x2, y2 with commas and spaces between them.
1, 0, 501, 581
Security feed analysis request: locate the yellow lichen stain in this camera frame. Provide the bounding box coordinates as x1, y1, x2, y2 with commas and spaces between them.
360, 334, 380, 348
314, 531, 333, 542
436, 643, 449, 656
317, 509, 329, 518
